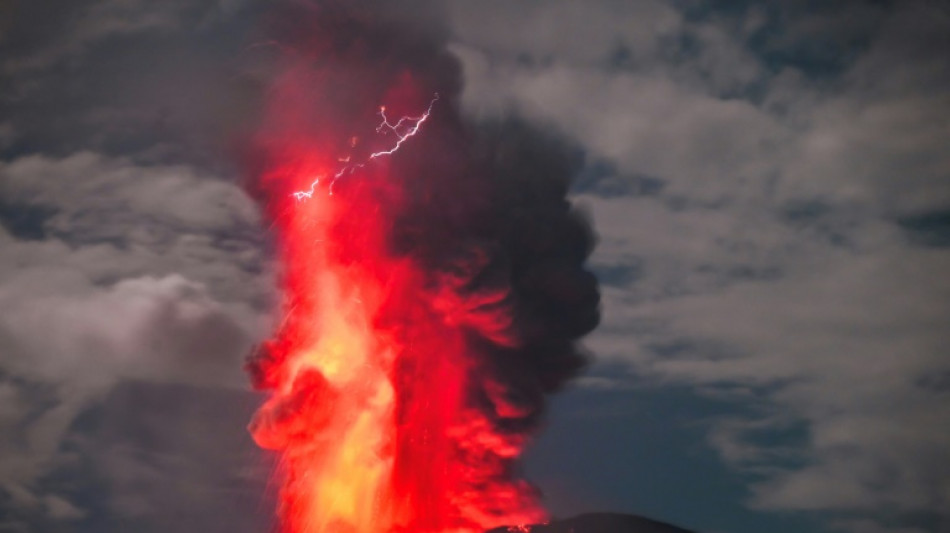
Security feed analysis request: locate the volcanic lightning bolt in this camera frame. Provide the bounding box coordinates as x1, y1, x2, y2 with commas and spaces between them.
244, 4, 599, 533
292, 93, 439, 200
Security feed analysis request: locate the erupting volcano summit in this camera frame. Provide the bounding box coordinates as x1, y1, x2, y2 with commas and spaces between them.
243, 3, 600, 532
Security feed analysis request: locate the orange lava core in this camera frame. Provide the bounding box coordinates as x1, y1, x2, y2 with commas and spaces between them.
246, 71, 545, 533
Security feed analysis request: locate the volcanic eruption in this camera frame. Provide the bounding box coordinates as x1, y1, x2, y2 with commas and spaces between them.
243, 2, 602, 532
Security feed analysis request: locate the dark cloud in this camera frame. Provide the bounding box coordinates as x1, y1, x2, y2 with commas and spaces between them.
0, 0, 268, 167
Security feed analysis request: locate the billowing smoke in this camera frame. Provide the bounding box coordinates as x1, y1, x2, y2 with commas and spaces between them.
242, 2, 599, 532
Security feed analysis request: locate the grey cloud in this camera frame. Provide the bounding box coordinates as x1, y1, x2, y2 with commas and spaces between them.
582, 193, 950, 530
0, 0, 267, 166
1, 152, 260, 243
453, 52, 785, 202
0, 0, 277, 527
0, 268, 266, 521
452, 0, 950, 215
0, 150, 272, 523
0, 153, 271, 302
780, 3, 950, 216
447, 0, 682, 67
0, 273, 256, 387
70, 380, 272, 533
0, 379, 271, 533
0, 122, 15, 149
1, 0, 235, 75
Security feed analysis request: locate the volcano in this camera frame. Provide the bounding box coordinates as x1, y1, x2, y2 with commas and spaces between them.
487, 513, 697, 533
244, 3, 603, 531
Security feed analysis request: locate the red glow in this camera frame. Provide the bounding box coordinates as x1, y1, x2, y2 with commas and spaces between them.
247, 68, 546, 533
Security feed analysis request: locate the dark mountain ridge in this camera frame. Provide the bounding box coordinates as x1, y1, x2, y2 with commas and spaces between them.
487, 512, 698, 533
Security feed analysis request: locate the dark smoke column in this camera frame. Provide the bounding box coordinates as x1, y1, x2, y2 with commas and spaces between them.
242, 3, 600, 532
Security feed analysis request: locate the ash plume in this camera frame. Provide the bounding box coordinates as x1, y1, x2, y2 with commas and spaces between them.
242, 1, 600, 531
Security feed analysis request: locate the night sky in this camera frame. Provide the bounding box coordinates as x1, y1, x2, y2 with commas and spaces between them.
1, 2, 948, 533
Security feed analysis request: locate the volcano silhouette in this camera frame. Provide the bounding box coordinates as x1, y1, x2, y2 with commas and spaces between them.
487, 513, 697, 533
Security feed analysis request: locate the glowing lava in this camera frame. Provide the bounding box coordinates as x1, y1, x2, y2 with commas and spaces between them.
244, 7, 599, 532
249, 179, 404, 532
246, 92, 544, 532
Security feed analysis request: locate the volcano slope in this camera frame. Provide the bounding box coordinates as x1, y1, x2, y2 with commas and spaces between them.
486, 513, 698, 533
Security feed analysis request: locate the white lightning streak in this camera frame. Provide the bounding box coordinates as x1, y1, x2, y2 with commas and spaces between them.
292, 93, 439, 200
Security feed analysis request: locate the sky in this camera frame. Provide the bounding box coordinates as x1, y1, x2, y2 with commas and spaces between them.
0, 1, 948, 532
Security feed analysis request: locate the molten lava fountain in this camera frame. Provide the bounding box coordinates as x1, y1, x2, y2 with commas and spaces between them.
244, 5, 599, 533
